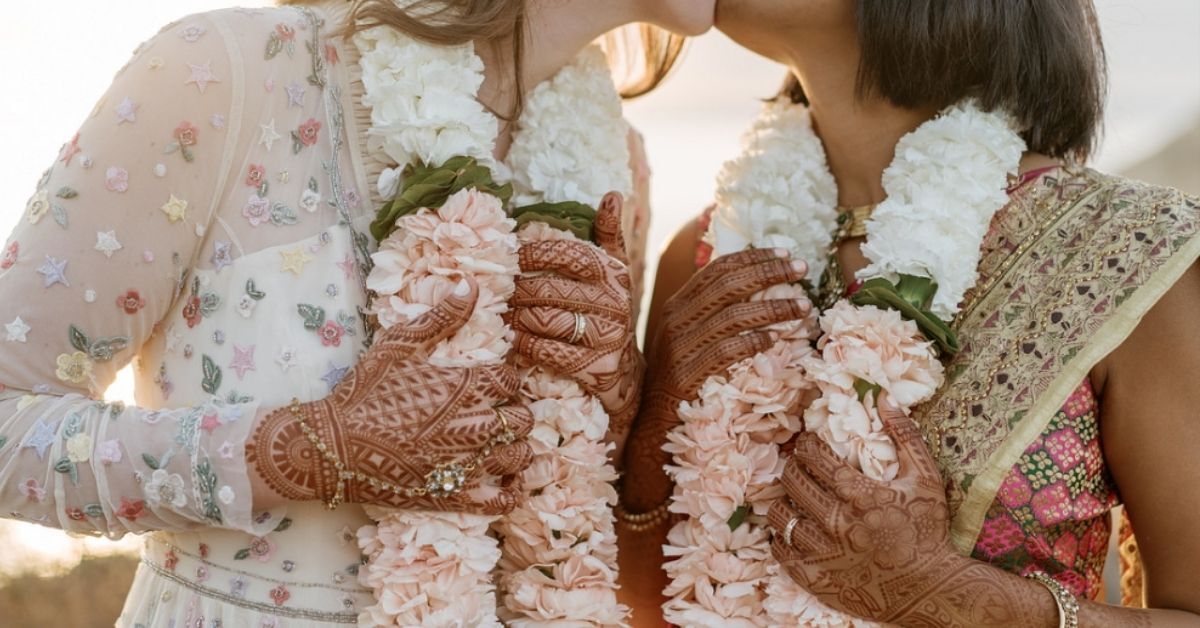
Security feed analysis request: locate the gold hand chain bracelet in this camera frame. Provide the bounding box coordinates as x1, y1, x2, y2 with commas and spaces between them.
286, 399, 518, 510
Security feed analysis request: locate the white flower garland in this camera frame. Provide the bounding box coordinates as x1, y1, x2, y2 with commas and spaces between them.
354, 25, 632, 627
664, 98, 1024, 625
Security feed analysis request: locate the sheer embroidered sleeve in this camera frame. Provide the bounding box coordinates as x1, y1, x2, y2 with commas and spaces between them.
0, 15, 268, 537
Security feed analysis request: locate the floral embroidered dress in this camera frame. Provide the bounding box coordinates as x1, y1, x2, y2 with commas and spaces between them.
0, 4, 651, 626
695, 166, 1200, 603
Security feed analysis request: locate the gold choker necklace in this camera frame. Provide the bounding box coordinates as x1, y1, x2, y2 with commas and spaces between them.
835, 203, 878, 240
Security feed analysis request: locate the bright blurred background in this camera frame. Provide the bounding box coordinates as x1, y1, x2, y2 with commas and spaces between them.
0, 1, 1196, 624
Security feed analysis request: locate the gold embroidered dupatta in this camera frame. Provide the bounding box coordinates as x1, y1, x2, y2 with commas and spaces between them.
910, 167, 1200, 554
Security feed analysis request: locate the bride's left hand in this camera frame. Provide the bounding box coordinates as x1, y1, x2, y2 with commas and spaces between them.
508, 193, 644, 450
768, 396, 956, 623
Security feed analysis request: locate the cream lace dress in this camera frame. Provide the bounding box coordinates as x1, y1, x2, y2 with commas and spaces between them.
0, 3, 651, 626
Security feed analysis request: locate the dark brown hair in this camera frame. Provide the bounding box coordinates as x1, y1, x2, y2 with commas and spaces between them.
281, 0, 685, 116
779, 0, 1108, 160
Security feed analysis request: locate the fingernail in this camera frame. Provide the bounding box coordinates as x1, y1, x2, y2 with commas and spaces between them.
796, 299, 811, 313
773, 248, 791, 258
453, 279, 470, 296
790, 260, 808, 274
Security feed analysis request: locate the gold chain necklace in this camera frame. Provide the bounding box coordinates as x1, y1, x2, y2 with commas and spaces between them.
816, 203, 878, 308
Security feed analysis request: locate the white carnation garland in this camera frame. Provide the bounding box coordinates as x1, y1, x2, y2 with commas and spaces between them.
663, 99, 1025, 626
354, 25, 632, 627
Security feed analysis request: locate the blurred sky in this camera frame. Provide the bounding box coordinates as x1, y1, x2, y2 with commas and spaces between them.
0, 0, 1197, 574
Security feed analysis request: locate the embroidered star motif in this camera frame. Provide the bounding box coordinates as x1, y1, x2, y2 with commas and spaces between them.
285, 82, 306, 109
164, 326, 183, 353
161, 195, 188, 223
37, 255, 69, 288
115, 97, 139, 124
276, 346, 298, 371
212, 241, 233, 273
22, 419, 58, 460
94, 231, 123, 258
337, 254, 356, 280
279, 247, 313, 276
185, 60, 221, 93
321, 362, 349, 391
58, 133, 81, 166
229, 344, 257, 380
5, 316, 30, 342
259, 119, 281, 152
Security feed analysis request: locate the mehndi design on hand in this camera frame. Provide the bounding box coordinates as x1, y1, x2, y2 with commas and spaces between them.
248, 279, 535, 516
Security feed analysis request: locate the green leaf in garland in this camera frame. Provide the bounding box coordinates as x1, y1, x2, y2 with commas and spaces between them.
369, 156, 513, 242
68, 325, 90, 353
853, 378, 883, 403
297, 303, 326, 330
850, 275, 960, 355
511, 201, 598, 242
727, 505, 750, 532
201, 355, 222, 394
142, 453, 160, 470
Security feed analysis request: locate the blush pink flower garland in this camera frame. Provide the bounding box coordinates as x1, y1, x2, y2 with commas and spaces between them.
493, 222, 628, 626
666, 99, 1024, 625
358, 187, 518, 627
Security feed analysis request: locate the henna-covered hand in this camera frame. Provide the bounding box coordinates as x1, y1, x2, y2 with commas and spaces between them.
621, 248, 810, 513
509, 193, 645, 454
248, 279, 536, 516
769, 397, 1079, 627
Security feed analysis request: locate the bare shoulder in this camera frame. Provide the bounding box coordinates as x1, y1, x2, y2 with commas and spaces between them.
645, 214, 706, 338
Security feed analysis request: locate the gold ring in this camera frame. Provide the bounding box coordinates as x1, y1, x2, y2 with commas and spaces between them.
782, 517, 800, 548
493, 406, 516, 443
568, 312, 587, 344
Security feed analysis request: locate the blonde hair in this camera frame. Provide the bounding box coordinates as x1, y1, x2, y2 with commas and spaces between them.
279, 0, 684, 108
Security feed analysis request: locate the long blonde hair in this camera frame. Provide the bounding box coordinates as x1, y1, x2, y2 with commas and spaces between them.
279, 0, 684, 110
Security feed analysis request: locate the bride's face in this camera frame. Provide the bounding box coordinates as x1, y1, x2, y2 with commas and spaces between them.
646, 0, 719, 36
715, 0, 855, 62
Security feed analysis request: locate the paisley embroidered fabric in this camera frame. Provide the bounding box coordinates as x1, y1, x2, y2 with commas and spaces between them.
0, 3, 653, 626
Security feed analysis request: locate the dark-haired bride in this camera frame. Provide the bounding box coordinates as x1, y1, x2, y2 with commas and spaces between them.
620, 0, 1200, 625
0, 0, 715, 625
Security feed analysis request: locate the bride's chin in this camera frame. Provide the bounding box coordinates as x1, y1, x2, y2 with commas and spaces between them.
652, 0, 718, 37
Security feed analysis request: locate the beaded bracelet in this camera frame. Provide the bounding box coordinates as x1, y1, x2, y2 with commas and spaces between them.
1026, 571, 1080, 628
286, 399, 517, 510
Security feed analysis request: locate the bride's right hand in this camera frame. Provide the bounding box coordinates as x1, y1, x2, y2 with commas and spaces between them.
621, 248, 810, 513
248, 278, 535, 515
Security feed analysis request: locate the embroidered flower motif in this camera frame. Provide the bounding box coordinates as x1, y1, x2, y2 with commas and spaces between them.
66, 507, 86, 521
116, 497, 146, 520
249, 536, 276, 563
196, 565, 210, 583
105, 167, 129, 193
144, 468, 187, 509
96, 439, 122, 465
25, 190, 50, 225
161, 194, 188, 223
55, 351, 93, 384
200, 411, 221, 433
219, 485, 236, 505
276, 347, 297, 371
292, 118, 321, 152
1, 242, 18, 269
182, 295, 202, 328
65, 433, 92, 463
275, 23, 296, 42
217, 441, 235, 459
243, 195, 271, 227
299, 187, 321, 213
229, 576, 248, 598
245, 164, 266, 188
116, 290, 146, 315
174, 121, 198, 146
19, 477, 45, 502
179, 24, 207, 42
269, 584, 291, 607
261, 618, 279, 628
318, 320, 344, 347
164, 549, 180, 571
236, 295, 257, 319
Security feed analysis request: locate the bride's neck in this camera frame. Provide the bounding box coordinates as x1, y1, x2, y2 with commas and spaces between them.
476, 0, 641, 121
788, 52, 938, 208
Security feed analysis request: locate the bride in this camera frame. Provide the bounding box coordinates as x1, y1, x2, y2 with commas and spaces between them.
621, 0, 1200, 625
0, 0, 713, 625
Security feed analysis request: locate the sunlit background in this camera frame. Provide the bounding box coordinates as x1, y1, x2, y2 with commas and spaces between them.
0, 0, 1196, 623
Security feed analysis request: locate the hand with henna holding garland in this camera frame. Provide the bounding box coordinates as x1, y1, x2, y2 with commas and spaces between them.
714, 0, 1200, 625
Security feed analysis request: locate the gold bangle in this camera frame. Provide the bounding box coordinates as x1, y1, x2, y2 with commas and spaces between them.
1026, 571, 1080, 628
614, 499, 672, 532
286, 399, 518, 511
